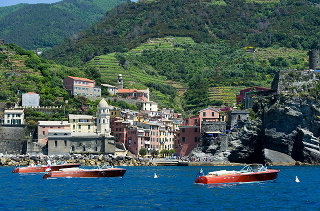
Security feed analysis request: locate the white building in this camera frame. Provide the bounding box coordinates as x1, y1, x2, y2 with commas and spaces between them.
22, 92, 40, 107
136, 101, 158, 112
3, 110, 24, 125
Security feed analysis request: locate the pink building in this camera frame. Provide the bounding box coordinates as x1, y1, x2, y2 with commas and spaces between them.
63, 76, 101, 97
117, 89, 149, 101
176, 107, 220, 156
236, 86, 269, 105
198, 107, 220, 122
176, 126, 200, 156
38, 121, 70, 145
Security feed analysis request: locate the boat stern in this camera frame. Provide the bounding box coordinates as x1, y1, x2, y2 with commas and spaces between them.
43, 172, 52, 179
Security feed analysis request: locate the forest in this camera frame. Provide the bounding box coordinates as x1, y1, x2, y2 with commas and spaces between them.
0, 0, 126, 50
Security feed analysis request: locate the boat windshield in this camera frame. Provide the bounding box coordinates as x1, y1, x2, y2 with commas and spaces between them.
240, 164, 267, 173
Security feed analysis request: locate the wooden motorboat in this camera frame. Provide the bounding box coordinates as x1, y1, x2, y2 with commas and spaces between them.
43, 166, 126, 179
194, 164, 280, 185
12, 163, 81, 173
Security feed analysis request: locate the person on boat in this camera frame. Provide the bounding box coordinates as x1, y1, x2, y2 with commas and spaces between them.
45, 160, 51, 172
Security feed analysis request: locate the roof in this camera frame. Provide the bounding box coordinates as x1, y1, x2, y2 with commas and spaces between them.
68, 114, 94, 119
199, 107, 220, 113
24, 92, 38, 94
117, 89, 140, 93
66, 76, 94, 82
101, 84, 117, 88
98, 98, 108, 107
38, 121, 70, 126
4, 110, 24, 114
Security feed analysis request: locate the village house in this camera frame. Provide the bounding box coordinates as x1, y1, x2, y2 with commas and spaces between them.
176, 107, 221, 156
69, 114, 96, 133
22, 92, 40, 107
2, 109, 25, 125
236, 86, 270, 108
117, 88, 149, 101
63, 76, 101, 97
37, 121, 70, 145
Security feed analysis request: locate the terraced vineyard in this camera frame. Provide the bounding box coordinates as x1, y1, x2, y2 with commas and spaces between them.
209, 86, 247, 106
86, 37, 194, 89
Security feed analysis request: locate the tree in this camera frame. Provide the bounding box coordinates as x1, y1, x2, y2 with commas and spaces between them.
151, 150, 158, 157
139, 148, 147, 157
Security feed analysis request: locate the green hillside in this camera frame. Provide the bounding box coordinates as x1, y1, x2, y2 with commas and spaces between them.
0, 0, 126, 50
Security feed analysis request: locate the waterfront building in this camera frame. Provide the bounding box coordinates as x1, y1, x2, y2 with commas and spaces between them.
69, 114, 95, 133
38, 121, 70, 145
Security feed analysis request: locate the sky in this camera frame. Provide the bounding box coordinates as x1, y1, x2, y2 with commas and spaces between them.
0, 0, 61, 7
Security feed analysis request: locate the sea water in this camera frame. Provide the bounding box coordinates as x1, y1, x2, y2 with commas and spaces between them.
0, 165, 319, 211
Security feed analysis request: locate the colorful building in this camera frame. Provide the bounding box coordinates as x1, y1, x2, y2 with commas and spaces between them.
63, 76, 101, 97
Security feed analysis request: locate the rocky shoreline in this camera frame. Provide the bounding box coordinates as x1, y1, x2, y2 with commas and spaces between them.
0, 154, 314, 167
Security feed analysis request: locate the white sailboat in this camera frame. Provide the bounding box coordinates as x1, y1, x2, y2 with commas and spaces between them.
295, 176, 300, 183
154, 173, 158, 178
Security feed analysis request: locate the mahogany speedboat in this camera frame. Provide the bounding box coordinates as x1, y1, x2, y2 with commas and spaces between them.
12, 163, 81, 173
43, 166, 126, 179
194, 164, 280, 185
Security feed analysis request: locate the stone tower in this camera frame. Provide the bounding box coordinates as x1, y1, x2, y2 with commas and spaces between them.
309, 50, 320, 70
96, 98, 110, 136
117, 74, 123, 89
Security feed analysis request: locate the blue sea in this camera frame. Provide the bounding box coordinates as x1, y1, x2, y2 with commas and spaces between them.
0, 165, 319, 211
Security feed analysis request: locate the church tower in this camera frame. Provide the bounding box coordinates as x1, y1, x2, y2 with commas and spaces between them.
117, 74, 123, 89
96, 98, 110, 136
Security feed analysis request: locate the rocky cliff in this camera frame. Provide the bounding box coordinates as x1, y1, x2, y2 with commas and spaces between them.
191, 70, 320, 165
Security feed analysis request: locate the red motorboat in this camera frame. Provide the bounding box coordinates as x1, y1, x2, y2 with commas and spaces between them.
12, 163, 81, 173
194, 164, 280, 185
43, 166, 126, 179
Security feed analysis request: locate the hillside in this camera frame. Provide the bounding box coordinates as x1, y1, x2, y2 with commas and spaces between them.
42, 0, 320, 66
0, 0, 126, 50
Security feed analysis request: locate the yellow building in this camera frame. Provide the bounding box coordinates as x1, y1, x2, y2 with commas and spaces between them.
68, 114, 95, 133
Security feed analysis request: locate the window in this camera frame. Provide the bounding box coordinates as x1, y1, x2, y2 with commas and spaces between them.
203, 112, 206, 116
78, 125, 81, 129
182, 128, 185, 132
64, 140, 67, 147
212, 112, 215, 116
182, 137, 185, 142
83, 146, 86, 151
186, 120, 189, 124
195, 137, 198, 142
54, 141, 57, 147
88, 125, 91, 130
42, 131, 45, 135
194, 128, 198, 132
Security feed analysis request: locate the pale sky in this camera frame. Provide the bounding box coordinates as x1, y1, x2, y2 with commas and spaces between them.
0, 0, 61, 7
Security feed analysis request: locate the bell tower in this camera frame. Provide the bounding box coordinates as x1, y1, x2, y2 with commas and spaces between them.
117, 74, 123, 89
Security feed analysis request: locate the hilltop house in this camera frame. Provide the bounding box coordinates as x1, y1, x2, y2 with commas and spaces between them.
63, 76, 101, 97
22, 92, 40, 107
2, 110, 25, 125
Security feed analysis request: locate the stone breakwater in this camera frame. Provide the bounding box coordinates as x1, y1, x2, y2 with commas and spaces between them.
0, 154, 156, 167
0, 154, 309, 167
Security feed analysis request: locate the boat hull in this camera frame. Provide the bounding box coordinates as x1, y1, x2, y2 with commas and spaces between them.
43, 168, 126, 179
12, 164, 81, 173
194, 169, 280, 184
